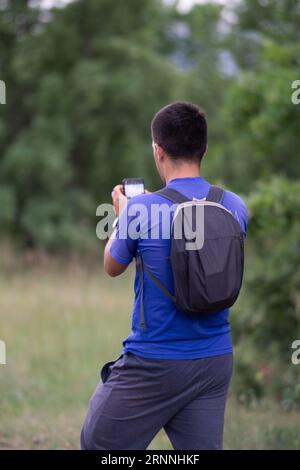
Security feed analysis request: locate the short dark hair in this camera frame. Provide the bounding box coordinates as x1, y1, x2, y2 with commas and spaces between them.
151, 101, 207, 162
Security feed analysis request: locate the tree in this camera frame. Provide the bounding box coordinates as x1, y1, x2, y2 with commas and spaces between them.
0, 0, 227, 249
220, 40, 300, 192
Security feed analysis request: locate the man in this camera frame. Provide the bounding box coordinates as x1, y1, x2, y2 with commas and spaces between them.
81, 101, 248, 450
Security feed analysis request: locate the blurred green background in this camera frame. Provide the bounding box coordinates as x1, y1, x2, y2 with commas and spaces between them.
0, 0, 300, 449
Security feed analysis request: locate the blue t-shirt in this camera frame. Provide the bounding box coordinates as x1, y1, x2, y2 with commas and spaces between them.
110, 176, 248, 360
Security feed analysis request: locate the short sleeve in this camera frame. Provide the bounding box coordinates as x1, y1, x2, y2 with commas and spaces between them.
240, 201, 248, 239
109, 200, 140, 265
223, 190, 248, 240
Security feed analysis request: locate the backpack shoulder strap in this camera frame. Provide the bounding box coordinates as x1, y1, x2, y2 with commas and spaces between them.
136, 254, 147, 330
206, 185, 225, 204
136, 253, 175, 330
155, 188, 190, 204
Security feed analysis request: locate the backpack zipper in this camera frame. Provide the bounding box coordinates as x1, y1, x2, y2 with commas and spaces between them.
172, 200, 232, 227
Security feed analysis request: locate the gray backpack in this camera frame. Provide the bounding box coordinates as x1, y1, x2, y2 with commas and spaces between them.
136, 186, 244, 329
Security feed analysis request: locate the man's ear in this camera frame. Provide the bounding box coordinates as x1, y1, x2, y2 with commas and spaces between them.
155, 143, 165, 163
204, 143, 208, 157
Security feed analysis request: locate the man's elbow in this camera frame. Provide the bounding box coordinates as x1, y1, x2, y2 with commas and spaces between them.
104, 261, 119, 277
103, 253, 127, 277
103, 257, 117, 277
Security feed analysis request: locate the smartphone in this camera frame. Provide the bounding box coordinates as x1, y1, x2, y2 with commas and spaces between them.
122, 178, 145, 199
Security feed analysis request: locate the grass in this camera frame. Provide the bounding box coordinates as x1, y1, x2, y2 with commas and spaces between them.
0, 262, 300, 449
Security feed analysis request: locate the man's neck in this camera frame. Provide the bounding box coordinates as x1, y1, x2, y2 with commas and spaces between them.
164, 165, 201, 184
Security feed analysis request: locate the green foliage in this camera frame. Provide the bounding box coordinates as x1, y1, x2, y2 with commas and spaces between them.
0, 1, 171, 247
282, 383, 300, 410
231, 178, 300, 405
222, 41, 300, 191
231, 346, 265, 405
229, 0, 300, 69
265, 425, 300, 450
0, 184, 15, 232
245, 177, 300, 356
0, 0, 226, 248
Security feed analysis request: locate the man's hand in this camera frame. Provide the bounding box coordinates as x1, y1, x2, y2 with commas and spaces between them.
111, 184, 128, 216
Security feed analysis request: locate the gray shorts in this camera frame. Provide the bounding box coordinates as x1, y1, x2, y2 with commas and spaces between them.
80, 351, 233, 450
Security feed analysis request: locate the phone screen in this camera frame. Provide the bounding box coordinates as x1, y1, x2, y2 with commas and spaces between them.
123, 179, 145, 198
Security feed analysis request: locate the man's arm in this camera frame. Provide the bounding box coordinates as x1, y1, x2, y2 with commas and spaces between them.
103, 229, 128, 277
103, 184, 130, 277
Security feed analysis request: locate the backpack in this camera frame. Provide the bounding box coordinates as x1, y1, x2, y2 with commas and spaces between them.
136, 185, 245, 329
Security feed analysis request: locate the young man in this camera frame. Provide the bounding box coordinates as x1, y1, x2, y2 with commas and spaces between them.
81, 101, 248, 450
